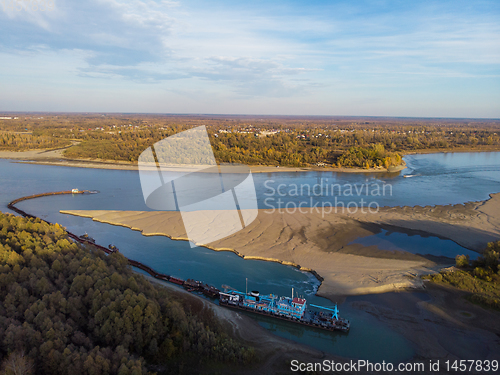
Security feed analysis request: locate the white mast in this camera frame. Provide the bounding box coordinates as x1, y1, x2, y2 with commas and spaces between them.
292, 287, 294, 299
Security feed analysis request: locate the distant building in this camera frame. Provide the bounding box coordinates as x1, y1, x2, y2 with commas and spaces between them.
258, 130, 279, 137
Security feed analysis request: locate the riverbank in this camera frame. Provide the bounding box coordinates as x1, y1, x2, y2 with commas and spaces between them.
0, 148, 407, 173
5, 156, 407, 173
2, 145, 500, 173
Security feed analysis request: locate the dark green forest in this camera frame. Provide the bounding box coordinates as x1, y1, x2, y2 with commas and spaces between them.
0, 213, 255, 375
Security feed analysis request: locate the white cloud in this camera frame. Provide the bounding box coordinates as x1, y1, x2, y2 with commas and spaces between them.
0, 0, 498, 116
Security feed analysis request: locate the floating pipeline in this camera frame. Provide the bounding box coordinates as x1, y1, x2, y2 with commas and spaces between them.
6, 190, 220, 298
7, 190, 349, 333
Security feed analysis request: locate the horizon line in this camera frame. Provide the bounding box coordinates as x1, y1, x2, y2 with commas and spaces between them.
1, 111, 499, 122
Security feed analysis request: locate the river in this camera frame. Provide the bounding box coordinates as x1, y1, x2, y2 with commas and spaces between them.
1, 151, 499, 362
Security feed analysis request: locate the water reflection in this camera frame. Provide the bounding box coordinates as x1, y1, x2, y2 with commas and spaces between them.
349, 229, 478, 260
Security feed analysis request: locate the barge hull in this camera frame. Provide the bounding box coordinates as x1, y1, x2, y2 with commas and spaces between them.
219, 300, 348, 333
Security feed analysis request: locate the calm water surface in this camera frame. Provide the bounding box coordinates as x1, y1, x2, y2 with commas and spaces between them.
349, 229, 478, 260
1, 151, 499, 362
255, 151, 500, 208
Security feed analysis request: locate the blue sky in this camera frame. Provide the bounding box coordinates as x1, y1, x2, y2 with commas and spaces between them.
0, 0, 499, 117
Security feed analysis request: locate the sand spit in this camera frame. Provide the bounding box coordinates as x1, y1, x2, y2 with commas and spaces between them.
59, 194, 500, 299
60, 198, 494, 298
60, 193, 500, 298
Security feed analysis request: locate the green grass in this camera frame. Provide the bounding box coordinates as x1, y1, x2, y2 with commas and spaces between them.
423, 269, 500, 311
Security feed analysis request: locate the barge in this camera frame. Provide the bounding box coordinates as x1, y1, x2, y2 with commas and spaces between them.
219, 289, 350, 332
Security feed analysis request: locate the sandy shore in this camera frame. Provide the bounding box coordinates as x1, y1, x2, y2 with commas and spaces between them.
0, 148, 406, 173
60, 193, 500, 298
17, 160, 405, 173
0, 147, 69, 160
251, 164, 406, 174
2, 144, 499, 173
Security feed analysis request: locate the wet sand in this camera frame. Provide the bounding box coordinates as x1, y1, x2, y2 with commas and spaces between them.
60, 194, 500, 298
349, 284, 500, 371
346, 193, 500, 251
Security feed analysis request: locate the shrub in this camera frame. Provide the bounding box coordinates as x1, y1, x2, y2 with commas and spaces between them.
473, 267, 492, 282
455, 254, 470, 268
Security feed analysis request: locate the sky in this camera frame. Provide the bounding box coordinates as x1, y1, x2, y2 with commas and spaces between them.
0, 0, 499, 117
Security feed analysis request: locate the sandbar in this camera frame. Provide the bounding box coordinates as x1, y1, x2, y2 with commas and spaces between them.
60, 194, 500, 298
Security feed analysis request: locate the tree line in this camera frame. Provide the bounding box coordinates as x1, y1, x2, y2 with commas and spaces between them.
0, 213, 255, 374
0, 132, 70, 151
1, 115, 500, 169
